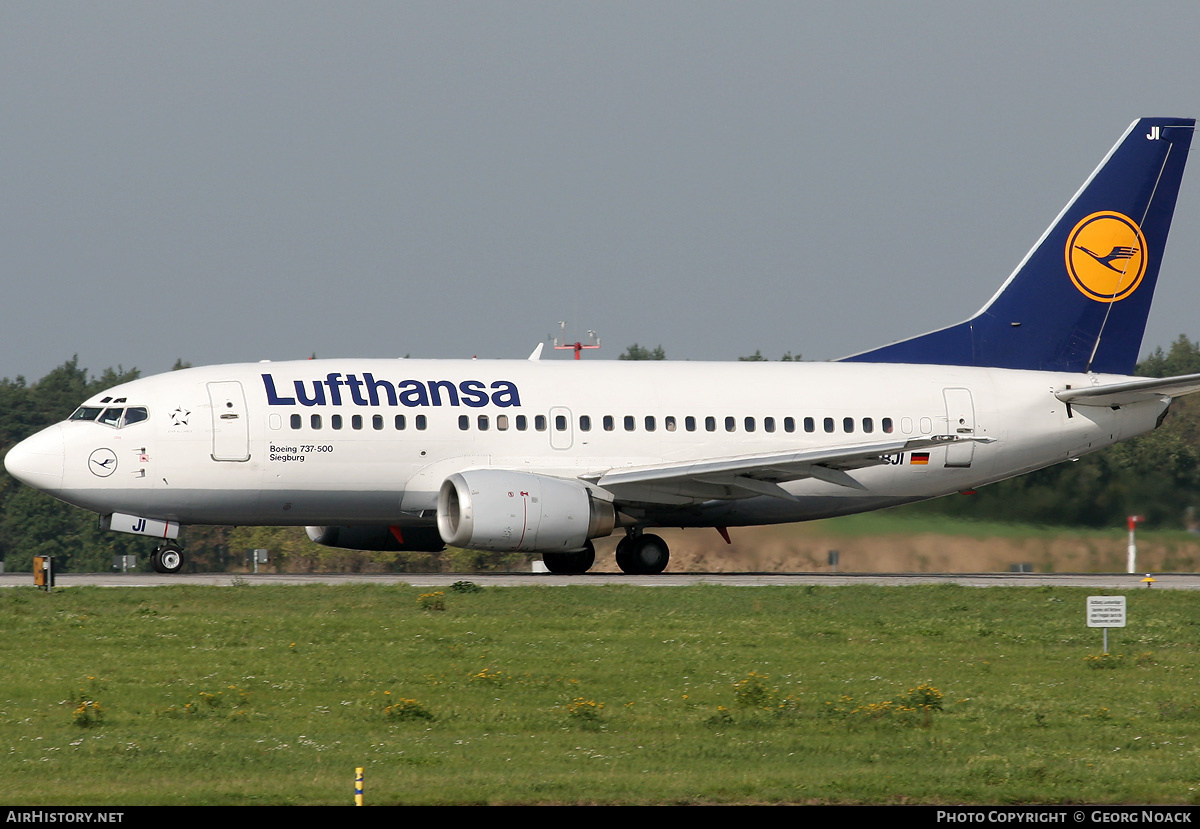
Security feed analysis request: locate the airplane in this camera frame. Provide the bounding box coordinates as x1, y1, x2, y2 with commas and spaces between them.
5, 117, 1200, 576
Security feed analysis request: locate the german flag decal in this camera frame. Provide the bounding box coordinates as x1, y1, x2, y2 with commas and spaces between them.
910, 452, 930, 465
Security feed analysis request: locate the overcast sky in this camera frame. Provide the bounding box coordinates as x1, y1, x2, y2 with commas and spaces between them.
4, 1, 1200, 382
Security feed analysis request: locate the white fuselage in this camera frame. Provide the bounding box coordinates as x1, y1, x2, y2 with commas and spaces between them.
8, 358, 1165, 531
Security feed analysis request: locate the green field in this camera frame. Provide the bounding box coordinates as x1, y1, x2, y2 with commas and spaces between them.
2, 582, 1198, 805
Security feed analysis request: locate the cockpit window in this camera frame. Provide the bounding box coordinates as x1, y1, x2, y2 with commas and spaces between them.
72, 406, 150, 428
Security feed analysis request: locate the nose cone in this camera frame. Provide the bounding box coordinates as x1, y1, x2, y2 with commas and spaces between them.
4, 425, 64, 494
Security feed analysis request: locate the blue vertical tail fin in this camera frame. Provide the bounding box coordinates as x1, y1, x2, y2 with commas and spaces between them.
843, 117, 1194, 374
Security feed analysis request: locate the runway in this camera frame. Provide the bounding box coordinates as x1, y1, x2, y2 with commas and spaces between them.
2, 571, 1198, 589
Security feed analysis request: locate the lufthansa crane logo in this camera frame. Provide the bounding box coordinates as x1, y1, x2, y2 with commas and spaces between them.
88, 448, 117, 478
1064, 211, 1147, 303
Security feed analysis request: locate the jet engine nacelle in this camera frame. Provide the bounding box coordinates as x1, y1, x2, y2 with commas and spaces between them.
437, 470, 615, 553
305, 525, 446, 552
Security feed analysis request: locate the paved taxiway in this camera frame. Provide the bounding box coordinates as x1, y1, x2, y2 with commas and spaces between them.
2, 572, 1198, 589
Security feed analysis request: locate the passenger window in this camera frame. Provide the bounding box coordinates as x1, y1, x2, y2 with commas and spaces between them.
459, 415, 470, 430
725, 416, 735, 432
883, 417, 895, 433
579, 415, 591, 432
603, 415, 615, 432
516, 415, 527, 431
373, 414, 384, 430
479, 415, 490, 431
685, 416, 696, 432
645, 416, 656, 432
744, 417, 755, 433
863, 417, 874, 433
764, 417, 775, 433
843, 417, 854, 433
415, 415, 427, 430
395, 415, 406, 430
535, 415, 547, 432
705, 416, 716, 432
665, 416, 677, 432
291, 414, 302, 429
784, 417, 795, 433
823, 417, 834, 433
624, 416, 635, 432
497, 415, 509, 431
804, 417, 814, 433
311, 414, 322, 429
352, 415, 363, 430
331, 415, 343, 430
555, 414, 567, 431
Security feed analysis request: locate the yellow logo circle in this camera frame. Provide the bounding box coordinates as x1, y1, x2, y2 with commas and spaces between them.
1064, 211, 1147, 303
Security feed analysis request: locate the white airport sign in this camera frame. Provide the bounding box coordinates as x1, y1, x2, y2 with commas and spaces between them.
1087, 596, 1127, 628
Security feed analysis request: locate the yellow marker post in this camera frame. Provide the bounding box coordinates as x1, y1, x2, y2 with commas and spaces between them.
355, 767, 364, 806
33, 556, 53, 591
1142, 574, 1156, 588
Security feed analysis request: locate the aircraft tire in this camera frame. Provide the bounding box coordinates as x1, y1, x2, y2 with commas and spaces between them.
616, 534, 670, 574
615, 536, 635, 574
153, 544, 184, 574
629, 534, 670, 575
542, 541, 595, 575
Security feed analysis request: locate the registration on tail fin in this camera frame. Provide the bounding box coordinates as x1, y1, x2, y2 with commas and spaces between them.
844, 117, 1195, 374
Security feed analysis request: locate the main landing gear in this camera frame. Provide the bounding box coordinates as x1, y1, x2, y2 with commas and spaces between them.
615, 531, 670, 575
538, 532, 672, 576
150, 543, 184, 574
542, 540, 596, 575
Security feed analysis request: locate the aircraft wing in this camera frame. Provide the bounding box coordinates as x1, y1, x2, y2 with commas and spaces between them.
1055, 373, 1200, 407
586, 435, 987, 506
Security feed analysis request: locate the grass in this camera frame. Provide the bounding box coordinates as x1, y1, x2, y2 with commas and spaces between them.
1, 583, 1199, 804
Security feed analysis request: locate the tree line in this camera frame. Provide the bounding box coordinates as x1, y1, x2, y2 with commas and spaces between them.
3, 339, 1200, 572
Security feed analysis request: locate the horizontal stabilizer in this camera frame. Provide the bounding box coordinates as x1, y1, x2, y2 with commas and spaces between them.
1055, 373, 1200, 407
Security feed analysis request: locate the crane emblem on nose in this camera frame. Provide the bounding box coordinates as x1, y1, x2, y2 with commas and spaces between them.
88, 448, 117, 477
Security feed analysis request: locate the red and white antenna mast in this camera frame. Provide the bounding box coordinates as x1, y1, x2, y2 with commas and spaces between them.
551, 321, 601, 360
